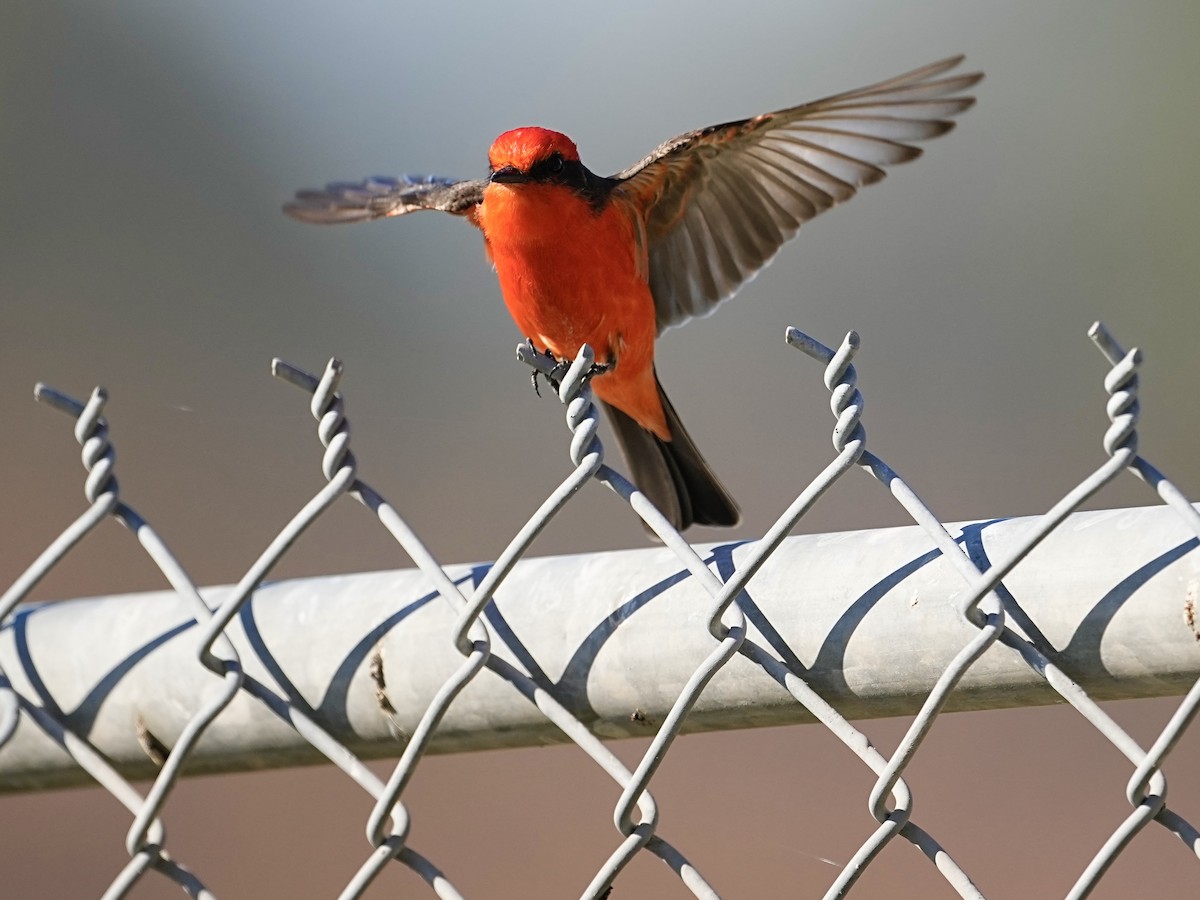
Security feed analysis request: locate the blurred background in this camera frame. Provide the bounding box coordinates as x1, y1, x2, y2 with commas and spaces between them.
4, 0, 1200, 896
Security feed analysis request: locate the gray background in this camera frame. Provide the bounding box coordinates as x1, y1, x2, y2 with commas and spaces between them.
3, 1, 1200, 896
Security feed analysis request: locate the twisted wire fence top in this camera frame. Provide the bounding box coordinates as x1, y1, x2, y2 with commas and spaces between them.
2, 319, 1199, 898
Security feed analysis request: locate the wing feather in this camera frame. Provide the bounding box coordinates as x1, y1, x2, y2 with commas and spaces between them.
613, 56, 981, 332
283, 175, 485, 224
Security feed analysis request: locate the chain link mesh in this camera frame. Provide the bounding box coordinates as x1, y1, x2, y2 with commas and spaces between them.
3, 321, 1199, 898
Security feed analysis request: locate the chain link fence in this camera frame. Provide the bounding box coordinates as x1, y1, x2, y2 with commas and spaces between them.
3, 321, 1199, 898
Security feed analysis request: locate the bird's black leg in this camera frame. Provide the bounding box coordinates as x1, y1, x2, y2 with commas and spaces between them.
527, 340, 612, 396
547, 352, 573, 391
527, 342, 570, 398
582, 358, 612, 385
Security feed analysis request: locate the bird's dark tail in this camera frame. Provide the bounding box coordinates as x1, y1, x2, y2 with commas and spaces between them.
601, 373, 740, 531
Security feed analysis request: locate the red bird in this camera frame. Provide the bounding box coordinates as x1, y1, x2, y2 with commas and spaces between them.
285, 57, 980, 530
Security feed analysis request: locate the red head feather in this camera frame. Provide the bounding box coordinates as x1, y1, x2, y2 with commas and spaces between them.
488, 127, 580, 174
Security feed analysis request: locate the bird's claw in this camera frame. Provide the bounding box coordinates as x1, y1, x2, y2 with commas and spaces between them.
529, 345, 569, 398
581, 360, 611, 385
527, 343, 610, 398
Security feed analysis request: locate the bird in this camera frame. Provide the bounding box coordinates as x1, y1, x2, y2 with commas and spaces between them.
284, 56, 980, 531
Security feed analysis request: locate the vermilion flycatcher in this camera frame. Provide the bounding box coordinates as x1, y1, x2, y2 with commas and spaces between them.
286, 57, 980, 530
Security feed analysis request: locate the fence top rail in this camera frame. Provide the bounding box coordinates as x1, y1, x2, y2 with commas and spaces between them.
2, 501, 1196, 793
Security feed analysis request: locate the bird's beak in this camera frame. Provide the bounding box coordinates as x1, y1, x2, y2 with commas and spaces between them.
490, 165, 530, 185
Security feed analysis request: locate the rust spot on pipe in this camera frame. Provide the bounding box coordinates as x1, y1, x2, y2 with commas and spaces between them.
370, 644, 397, 716
135, 715, 170, 767
1185, 591, 1199, 642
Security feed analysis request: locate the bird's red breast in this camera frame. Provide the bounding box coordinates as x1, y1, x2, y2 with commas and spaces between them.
479, 129, 669, 439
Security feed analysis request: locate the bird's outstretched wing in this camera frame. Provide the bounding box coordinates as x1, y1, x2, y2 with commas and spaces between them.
612, 56, 982, 333
283, 175, 486, 224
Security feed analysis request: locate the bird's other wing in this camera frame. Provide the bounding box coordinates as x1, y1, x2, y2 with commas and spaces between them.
611, 56, 981, 333
283, 175, 486, 225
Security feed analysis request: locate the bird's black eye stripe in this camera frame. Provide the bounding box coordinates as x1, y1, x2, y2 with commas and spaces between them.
530, 152, 573, 181
518, 153, 618, 209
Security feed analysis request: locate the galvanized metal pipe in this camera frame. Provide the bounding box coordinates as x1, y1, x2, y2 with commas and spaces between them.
2, 502, 1197, 792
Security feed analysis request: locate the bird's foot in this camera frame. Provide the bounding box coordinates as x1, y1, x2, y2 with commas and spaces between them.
581, 359, 611, 385
528, 344, 572, 398
526, 341, 611, 397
